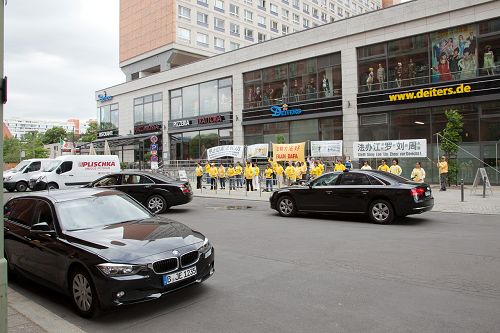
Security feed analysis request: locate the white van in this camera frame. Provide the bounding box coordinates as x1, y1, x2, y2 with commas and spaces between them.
3, 159, 57, 192
29, 155, 121, 190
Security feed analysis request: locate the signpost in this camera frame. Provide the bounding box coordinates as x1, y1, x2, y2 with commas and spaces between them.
150, 136, 159, 170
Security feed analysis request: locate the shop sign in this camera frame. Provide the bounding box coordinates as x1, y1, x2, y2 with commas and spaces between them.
97, 93, 113, 103
134, 123, 162, 134
311, 140, 343, 157
197, 114, 225, 125
272, 142, 305, 162
270, 104, 303, 117
247, 144, 269, 158
353, 139, 427, 159
97, 129, 118, 139
172, 120, 192, 128
207, 145, 244, 160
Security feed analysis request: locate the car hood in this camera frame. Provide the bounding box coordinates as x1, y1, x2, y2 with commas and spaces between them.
64, 217, 205, 262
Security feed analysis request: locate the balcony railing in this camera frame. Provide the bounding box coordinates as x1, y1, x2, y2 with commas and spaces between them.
244, 90, 341, 109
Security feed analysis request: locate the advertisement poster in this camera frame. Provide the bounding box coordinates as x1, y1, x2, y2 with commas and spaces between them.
246, 144, 269, 158
430, 25, 477, 82
311, 140, 343, 157
353, 139, 427, 159
207, 145, 244, 160
272, 142, 305, 162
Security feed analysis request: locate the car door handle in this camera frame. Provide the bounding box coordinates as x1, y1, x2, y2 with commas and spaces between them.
68, 175, 74, 176
361, 190, 369, 194
325, 191, 333, 195
144, 185, 152, 189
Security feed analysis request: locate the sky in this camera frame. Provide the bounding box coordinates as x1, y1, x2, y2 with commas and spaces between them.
4, 0, 123, 122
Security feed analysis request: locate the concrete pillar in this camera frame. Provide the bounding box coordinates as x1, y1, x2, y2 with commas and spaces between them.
232, 72, 244, 146
341, 46, 360, 159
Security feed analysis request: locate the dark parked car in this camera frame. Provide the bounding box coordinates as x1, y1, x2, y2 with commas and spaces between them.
86, 172, 192, 214
3, 188, 214, 318
270, 170, 434, 224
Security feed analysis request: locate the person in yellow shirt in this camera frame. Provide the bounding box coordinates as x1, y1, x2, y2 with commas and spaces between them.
269, 158, 278, 186
218, 164, 226, 189
334, 159, 346, 172
300, 162, 307, 180
285, 162, 297, 186
377, 159, 390, 172
275, 162, 284, 188
437, 156, 448, 191
389, 158, 402, 176
295, 162, 303, 180
253, 162, 260, 191
226, 164, 236, 190
310, 164, 320, 179
204, 161, 211, 185
209, 163, 218, 190
264, 164, 274, 192
318, 160, 325, 174
235, 162, 243, 188
411, 161, 426, 183
195, 163, 204, 189
244, 162, 254, 191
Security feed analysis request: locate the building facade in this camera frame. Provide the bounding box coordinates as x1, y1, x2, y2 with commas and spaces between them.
5, 119, 80, 138
97, 0, 500, 183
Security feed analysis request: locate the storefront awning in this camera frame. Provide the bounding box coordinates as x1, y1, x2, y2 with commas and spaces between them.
77, 132, 162, 149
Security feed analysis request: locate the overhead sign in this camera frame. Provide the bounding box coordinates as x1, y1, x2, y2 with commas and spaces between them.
172, 120, 192, 128
97, 93, 113, 103
353, 139, 427, 159
272, 142, 305, 162
207, 145, 244, 160
134, 123, 161, 134
270, 104, 303, 117
247, 144, 269, 158
311, 140, 343, 157
97, 129, 118, 139
168, 113, 232, 130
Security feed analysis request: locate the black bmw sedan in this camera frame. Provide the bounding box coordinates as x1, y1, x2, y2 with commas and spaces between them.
4, 188, 214, 318
270, 170, 434, 224
86, 171, 192, 214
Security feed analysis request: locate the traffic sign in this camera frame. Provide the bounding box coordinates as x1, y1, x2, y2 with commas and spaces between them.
151, 150, 158, 155
151, 155, 159, 162
150, 144, 158, 151
150, 135, 158, 143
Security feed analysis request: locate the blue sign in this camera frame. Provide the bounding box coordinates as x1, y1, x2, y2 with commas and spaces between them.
151, 155, 159, 162
98, 93, 113, 103
150, 144, 158, 151
270, 104, 303, 117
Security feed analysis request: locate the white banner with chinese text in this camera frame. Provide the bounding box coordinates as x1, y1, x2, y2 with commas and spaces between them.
353, 139, 427, 159
207, 145, 244, 160
246, 144, 269, 158
311, 140, 343, 157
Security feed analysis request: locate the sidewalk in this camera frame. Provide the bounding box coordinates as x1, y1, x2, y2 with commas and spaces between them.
7, 288, 85, 333
193, 185, 500, 215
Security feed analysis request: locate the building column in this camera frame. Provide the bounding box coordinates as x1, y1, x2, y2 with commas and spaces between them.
341, 46, 360, 160
232, 72, 244, 147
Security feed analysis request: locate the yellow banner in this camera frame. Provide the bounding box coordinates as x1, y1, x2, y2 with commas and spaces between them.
272, 142, 305, 162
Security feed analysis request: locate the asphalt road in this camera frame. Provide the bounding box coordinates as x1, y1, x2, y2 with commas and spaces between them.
6, 194, 500, 333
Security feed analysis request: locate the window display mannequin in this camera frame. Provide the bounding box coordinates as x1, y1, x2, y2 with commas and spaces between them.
408, 58, 417, 85
467, 32, 476, 54
306, 78, 316, 99
281, 82, 289, 103
395, 62, 403, 88
483, 45, 495, 75
458, 35, 466, 56
255, 86, 262, 106
458, 47, 476, 79
291, 79, 300, 102
247, 87, 255, 107
437, 53, 452, 82
322, 74, 331, 97
266, 85, 274, 105
377, 63, 385, 90
449, 48, 461, 80
366, 67, 374, 91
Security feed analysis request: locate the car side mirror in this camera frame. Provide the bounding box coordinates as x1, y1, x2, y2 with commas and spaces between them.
31, 222, 56, 235
56, 168, 62, 174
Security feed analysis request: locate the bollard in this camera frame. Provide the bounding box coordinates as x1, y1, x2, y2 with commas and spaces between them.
483, 176, 486, 198
460, 179, 464, 202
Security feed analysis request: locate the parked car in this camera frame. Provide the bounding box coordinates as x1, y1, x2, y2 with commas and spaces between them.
270, 170, 434, 224
85, 171, 192, 214
3, 188, 214, 318
3, 159, 57, 192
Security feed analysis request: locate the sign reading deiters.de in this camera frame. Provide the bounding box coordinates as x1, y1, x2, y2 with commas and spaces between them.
353, 139, 427, 159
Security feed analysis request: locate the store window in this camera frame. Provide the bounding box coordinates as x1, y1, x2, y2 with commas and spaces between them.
98, 103, 119, 130
133, 93, 162, 127
387, 35, 429, 88
480, 102, 500, 141
290, 119, 319, 143
170, 129, 232, 160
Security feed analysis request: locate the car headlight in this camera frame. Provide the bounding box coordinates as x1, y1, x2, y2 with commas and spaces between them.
97, 263, 144, 276
5, 176, 12, 181
198, 237, 212, 254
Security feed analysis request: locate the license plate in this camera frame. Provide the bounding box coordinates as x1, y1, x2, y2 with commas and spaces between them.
425, 191, 430, 196
163, 266, 197, 286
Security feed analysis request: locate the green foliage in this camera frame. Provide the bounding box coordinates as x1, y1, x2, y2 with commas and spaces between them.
3, 137, 22, 163
439, 109, 464, 185
4, 133, 49, 162
81, 121, 98, 142
42, 127, 67, 145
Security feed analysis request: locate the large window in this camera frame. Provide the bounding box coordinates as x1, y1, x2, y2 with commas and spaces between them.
98, 103, 118, 130
170, 77, 233, 120
170, 129, 232, 160
133, 93, 162, 126
243, 53, 342, 108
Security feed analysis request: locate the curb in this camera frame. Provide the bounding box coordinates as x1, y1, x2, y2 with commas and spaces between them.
8, 288, 85, 333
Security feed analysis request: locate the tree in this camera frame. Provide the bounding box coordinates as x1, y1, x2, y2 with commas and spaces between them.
3, 137, 22, 163
21, 132, 49, 159
42, 127, 67, 145
80, 121, 98, 142
439, 109, 463, 185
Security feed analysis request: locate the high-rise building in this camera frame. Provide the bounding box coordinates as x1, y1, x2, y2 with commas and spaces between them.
4, 119, 80, 139
120, 0, 383, 81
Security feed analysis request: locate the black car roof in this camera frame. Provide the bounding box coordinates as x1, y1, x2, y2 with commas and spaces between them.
10, 188, 122, 203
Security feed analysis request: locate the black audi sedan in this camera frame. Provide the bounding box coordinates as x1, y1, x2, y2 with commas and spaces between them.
4, 188, 214, 318
86, 171, 192, 214
270, 170, 434, 224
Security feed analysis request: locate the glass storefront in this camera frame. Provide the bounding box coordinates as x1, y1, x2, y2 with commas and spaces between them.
170, 128, 233, 160
134, 93, 163, 127
357, 18, 500, 92
97, 103, 119, 131
243, 53, 342, 109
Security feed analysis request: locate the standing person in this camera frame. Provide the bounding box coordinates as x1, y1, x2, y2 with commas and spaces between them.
294, 162, 303, 181
300, 161, 307, 180
377, 159, 390, 172
318, 160, 325, 175
285, 162, 297, 185
195, 163, 204, 189
361, 161, 372, 170
437, 156, 449, 191
275, 162, 284, 188
264, 164, 274, 192
345, 159, 352, 170
334, 159, 346, 172
209, 163, 218, 190
227, 164, 236, 190
218, 164, 226, 189
253, 162, 260, 191
204, 161, 211, 185
244, 162, 254, 191
311, 163, 322, 179
411, 162, 426, 183
235, 162, 243, 188
269, 158, 278, 186
389, 158, 402, 176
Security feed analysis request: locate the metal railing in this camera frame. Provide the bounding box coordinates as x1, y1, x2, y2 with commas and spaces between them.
244, 89, 342, 109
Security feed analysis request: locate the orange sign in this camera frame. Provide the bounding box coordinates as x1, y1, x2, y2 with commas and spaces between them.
272, 142, 305, 162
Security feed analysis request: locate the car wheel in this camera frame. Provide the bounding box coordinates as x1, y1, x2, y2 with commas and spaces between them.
47, 183, 59, 190
15, 182, 28, 192
277, 196, 297, 217
70, 268, 99, 318
369, 199, 395, 224
147, 195, 168, 214
4, 251, 16, 280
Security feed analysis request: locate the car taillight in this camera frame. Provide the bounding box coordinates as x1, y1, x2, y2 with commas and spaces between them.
410, 187, 425, 197
180, 184, 191, 194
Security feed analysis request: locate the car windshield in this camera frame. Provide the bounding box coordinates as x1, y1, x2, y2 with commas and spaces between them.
43, 161, 62, 172
13, 161, 30, 172
56, 193, 152, 231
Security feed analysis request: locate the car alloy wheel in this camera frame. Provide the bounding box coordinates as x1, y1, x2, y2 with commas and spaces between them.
277, 196, 296, 217
369, 200, 394, 224
147, 195, 167, 214
47, 183, 59, 190
15, 182, 27, 192
70, 269, 99, 318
